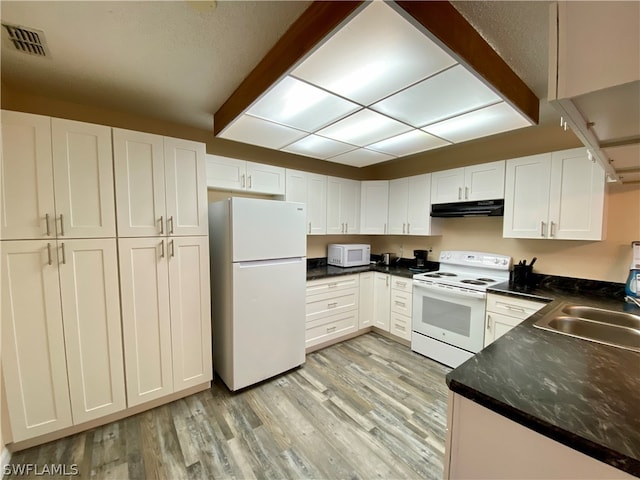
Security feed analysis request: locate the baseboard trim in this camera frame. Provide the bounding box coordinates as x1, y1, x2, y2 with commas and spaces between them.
1, 446, 11, 472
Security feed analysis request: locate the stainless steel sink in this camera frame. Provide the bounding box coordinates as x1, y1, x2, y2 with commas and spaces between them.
534, 305, 640, 352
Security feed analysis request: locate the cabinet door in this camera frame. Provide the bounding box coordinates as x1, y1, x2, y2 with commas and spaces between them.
113, 129, 166, 237
1, 111, 55, 240
358, 272, 374, 329
168, 236, 213, 391
388, 178, 409, 235
503, 154, 552, 239
51, 119, 116, 238
326, 176, 343, 234
1, 240, 72, 441
58, 239, 126, 423
484, 312, 522, 347
549, 148, 605, 240
465, 160, 506, 201
373, 272, 390, 330
406, 174, 436, 235
431, 168, 464, 204
286, 170, 327, 235
341, 178, 361, 234
119, 238, 173, 406
360, 180, 389, 234
246, 161, 285, 195
205, 154, 246, 190
164, 137, 207, 236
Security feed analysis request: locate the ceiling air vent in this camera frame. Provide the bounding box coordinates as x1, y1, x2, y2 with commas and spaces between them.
1, 23, 49, 57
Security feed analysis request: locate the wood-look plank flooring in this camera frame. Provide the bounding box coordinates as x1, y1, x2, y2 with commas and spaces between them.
4, 333, 451, 480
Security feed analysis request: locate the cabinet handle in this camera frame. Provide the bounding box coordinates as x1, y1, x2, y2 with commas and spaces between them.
59, 214, 64, 236
407, 223, 410, 234
487, 315, 492, 331
160, 215, 164, 234
394, 323, 405, 331
386, 276, 389, 287
345, 222, 349, 233
60, 242, 66, 265
308, 222, 312, 234
160, 240, 165, 258
402, 223, 405, 234
248, 175, 252, 189
170, 239, 175, 258
550, 221, 556, 238
327, 326, 337, 333
241, 174, 246, 188
397, 281, 406, 287
47, 243, 52, 265
327, 302, 338, 309
168, 216, 174, 234
384, 223, 387, 234
45, 213, 51, 236
465, 186, 469, 199
540, 221, 546, 237
458, 187, 462, 200
505, 305, 525, 313
394, 301, 406, 307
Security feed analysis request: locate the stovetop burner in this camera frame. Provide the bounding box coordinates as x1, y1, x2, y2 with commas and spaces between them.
461, 279, 487, 285
477, 277, 496, 282
438, 272, 457, 276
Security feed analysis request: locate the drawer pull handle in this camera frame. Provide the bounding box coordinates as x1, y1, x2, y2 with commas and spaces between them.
394, 324, 405, 331
395, 301, 405, 307
396, 281, 406, 287
327, 326, 337, 333
328, 282, 338, 288
505, 305, 525, 313
327, 302, 338, 309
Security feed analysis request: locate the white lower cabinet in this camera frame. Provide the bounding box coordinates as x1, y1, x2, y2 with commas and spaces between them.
1, 239, 125, 441
484, 293, 547, 347
358, 272, 374, 329
305, 275, 359, 349
373, 272, 391, 330
119, 236, 211, 406
389, 276, 413, 341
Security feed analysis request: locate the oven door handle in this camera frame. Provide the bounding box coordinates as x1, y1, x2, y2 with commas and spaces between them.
412, 280, 486, 300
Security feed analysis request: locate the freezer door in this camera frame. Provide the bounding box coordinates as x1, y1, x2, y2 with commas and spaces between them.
230, 257, 305, 390
231, 198, 306, 261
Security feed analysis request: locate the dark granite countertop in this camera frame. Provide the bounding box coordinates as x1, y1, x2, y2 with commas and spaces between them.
448, 275, 640, 476
306, 257, 439, 281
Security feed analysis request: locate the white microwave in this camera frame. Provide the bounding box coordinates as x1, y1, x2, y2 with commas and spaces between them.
327, 244, 371, 268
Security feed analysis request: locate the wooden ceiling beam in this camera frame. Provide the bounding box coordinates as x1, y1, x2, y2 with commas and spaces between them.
394, 1, 539, 125
213, 1, 364, 136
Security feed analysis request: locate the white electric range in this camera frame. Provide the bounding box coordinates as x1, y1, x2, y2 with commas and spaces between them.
412, 250, 512, 368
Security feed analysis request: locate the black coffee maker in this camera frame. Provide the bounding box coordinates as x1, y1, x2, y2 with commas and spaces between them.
414, 249, 429, 269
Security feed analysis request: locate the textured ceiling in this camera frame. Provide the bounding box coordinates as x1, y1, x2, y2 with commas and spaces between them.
1, 1, 556, 132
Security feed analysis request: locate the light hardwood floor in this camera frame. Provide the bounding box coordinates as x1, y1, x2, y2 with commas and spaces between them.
4, 333, 451, 480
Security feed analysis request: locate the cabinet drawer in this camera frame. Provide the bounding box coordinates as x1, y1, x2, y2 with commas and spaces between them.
306, 288, 358, 322
390, 290, 412, 317
391, 276, 412, 293
306, 311, 358, 347
389, 312, 412, 341
486, 293, 546, 320
306, 274, 359, 296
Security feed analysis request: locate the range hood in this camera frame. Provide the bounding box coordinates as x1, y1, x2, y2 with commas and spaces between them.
431, 199, 504, 218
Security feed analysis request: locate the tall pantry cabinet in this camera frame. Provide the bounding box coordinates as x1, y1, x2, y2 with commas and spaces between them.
1, 112, 211, 446
1, 111, 125, 441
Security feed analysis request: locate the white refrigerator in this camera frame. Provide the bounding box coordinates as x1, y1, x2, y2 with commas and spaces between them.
209, 197, 307, 391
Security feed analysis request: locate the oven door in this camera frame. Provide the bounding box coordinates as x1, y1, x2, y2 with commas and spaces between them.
412, 280, 486, 353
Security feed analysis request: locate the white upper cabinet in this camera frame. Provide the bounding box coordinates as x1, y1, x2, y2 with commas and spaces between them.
113, 129, 166, 237
503, 148, 605, 240
51, 119, 116, 238
1, 111, 54, 240
1, 111, 115, 239
285, 169, 327, 235
360, 180, 389, 234
389, 174, 441, 236
206, 154, 285, 195
431, 160, 505, 204
114, 129, 207, 237
327, 176, 360, 234
164, 137, 207, 236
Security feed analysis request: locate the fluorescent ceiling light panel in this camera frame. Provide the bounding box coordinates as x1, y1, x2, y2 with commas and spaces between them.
327, 148, 395, 168
247, 76, 361, 132
219, 114, 307, 149
371, 65, 502, 127
292, 1, 456, 106
422, 103, 531, 143
316, 109, 412, 147
282, 134, 357, 159
367, 129, 451, 157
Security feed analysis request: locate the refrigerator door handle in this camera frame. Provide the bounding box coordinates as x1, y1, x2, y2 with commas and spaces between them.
236, 257, 305, 269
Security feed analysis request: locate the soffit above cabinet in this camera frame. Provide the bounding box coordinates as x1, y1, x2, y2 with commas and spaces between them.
214, 1, 539, 168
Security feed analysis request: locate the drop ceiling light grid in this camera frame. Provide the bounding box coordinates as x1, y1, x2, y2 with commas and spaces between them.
218, 1, 533, 166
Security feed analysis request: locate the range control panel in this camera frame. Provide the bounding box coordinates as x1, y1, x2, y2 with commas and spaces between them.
439, 250, 512, 270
